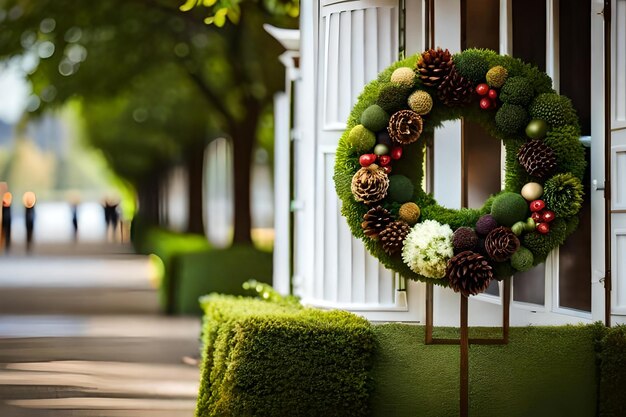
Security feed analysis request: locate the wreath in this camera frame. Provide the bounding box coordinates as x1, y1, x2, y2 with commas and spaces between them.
334, 48, 586, 297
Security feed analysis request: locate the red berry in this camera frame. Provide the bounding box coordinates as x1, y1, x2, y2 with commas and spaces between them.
390, 146, 403, 160
488, 89, 498, 100
480, 98, 492, 110
476, 83, 489, 96
359, 154, 376, 167
531, 212, 542, 222
541, 210, 556, 223
378, 155, 391, 167
383, 166, 392, 174
537, 222, 550, 234
530, 200, 545, 212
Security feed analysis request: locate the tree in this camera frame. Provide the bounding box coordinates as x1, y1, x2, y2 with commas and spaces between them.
81, 63, 211, 225
0, 0, 294, 243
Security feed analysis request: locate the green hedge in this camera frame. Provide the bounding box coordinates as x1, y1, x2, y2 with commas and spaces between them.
173, 245, 272, 315
133, 227, 211, 311
370, 324, 599, 417
598, 325, 626, 416
196, 295, 374, 417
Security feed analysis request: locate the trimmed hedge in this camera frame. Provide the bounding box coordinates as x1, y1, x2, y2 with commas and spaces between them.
597, 325, 626, 416
174, 245, 272, 315
196, 295, 374, 417
133, 227, 211, 312
370, 324, 600, 417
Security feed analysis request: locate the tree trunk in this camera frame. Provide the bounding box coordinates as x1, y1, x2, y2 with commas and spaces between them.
230, 104, 260, 245
185, 143, 206, 236
136, 174, 161, 227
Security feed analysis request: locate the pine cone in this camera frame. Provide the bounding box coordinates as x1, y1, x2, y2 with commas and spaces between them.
351, 164, 389, 204
388, 110, 423, 145
416, 48, 454, 87
446, 251, 494, 297
361, 206, 393, 239
484, 226, 520, 262
379, 220, 410, 255
438, 66, 473, 107
517, 140, 557, 178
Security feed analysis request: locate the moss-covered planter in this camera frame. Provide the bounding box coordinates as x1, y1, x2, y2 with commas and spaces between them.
334, 48, 586, 294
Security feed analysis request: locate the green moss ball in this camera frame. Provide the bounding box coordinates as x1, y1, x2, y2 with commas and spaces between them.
511, 246, 534, 272
492, 261, 516, 281
529, 93, 579, 128
388, 175, 414, 203
347, 125, 376, 153
377, 84, 412, 114
486, 65, 508, 88
491, 192, 528, 227
453, 50, 490, 84
500, 76, 534, 106
390, 67, 416, 87
361, 104, 389, 133
543, 173, 584, 217
495, 103, 529, 135
543, 126, 586, 179
408, 90, 433, 115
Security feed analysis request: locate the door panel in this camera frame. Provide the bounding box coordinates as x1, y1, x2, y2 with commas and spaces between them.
611, 0, 626, 321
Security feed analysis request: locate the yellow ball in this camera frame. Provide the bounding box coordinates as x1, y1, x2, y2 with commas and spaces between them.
399, 202, 420, 225
521, 182, 544, 201
486, 65, 508, 88
391, 67, 416, 87
408, 90, 433, 115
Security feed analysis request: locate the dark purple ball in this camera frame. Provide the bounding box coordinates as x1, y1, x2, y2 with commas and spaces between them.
376, 130, 392, 146
476, 214, 498, 237
452, 227, 478, 254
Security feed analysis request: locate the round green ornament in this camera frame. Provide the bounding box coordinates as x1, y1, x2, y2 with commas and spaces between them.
525, 119, 549, 139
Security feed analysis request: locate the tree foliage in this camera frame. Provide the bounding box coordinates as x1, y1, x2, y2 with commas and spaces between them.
179, 0, 299, 26
0, 0, 295, 242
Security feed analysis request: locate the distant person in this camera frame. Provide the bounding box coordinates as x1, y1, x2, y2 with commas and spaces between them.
23, 192, 36, 252
0, 182, 6, 233
103, 196, 120, 242
2, 192, 12, 251
67, 191, 81, 242
71, 204, 79, 240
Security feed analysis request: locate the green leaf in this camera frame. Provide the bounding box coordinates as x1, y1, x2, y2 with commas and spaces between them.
213, 8, 228, 27
227, 4, 240, 24
202, 0, 218, 6
179, 0, 199, 12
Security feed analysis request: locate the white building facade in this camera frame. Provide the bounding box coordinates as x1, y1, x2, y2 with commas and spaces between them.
272, 0, 626, 326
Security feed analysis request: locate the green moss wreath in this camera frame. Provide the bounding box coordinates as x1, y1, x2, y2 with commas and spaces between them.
334, 48, 586, 297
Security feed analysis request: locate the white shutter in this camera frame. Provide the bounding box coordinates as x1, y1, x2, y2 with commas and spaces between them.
293, 0, 425, 321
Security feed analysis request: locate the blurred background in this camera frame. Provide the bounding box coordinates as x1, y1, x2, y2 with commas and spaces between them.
0, 0, 299, 249
0, 1, 298, 415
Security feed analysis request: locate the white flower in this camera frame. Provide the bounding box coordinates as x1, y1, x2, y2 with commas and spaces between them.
402, 219, 454, 278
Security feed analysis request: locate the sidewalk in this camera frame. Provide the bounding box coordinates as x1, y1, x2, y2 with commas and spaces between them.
0, 250, 201, 417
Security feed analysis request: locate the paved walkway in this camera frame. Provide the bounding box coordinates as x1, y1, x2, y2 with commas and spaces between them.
0, 247, 202, 417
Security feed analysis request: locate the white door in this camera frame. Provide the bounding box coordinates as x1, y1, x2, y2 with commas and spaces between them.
607, 0, 626, 324
429, 0, 596, 326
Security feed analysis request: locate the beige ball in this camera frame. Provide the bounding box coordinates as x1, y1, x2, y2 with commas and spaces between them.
408, 90, 433, 115
398, 202, 421, 225
521, 182, 544, 201
391, 67, 416, 87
